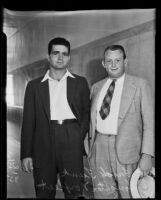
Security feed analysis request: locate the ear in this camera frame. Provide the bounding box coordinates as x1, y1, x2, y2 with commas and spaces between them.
66, 55, 70, 65
102, 60, 106, 68
47, 55, 50, 62
124, 58, 128, 68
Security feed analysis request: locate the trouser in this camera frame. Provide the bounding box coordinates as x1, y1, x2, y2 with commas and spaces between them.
89, 132, 137, 199
33, 120, 84, 199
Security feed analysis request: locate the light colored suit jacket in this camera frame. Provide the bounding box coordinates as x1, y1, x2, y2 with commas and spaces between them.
87, 73, 154, 165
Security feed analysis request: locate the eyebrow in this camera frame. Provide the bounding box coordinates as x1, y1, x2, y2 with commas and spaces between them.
52, 50, 68, 53
51, 50, 69, 55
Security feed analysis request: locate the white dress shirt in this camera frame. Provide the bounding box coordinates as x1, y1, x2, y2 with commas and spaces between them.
41, 69, 76, 120
96, 74, 125, 135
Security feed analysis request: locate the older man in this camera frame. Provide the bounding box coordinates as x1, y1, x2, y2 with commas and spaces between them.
87, 45, 154, 198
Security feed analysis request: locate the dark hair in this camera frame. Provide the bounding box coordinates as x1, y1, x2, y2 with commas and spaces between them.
48, 37, 71, 55
104, 45, 126, 59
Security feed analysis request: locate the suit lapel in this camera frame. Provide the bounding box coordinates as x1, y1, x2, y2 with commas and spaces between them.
66, 76, 79, 118
91, 78, 108, 122
117, 74, 136, 128
38, 80, 50, 121
90, 78, 108, 144
67, 76, 75, 106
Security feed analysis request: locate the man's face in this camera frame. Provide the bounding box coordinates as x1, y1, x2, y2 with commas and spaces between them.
102, 49, 127, 79
48, 45, 70, 70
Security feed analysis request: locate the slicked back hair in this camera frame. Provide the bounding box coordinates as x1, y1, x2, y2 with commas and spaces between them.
104, 45, 126, 59
48, 37, 71, 55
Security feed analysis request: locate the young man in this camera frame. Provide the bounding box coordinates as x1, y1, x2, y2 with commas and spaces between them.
21, 37, 90, 199
87, 45, 154, 198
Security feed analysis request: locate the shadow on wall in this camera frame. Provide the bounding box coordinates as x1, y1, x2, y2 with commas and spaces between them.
85, 58, 107, 87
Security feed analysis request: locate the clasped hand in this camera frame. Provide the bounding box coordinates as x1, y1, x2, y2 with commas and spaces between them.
21, 157, 33, 173
138, 153, 153, 177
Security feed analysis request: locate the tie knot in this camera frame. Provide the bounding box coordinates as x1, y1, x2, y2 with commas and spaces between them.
110, 79, 116, 87
111, 79, 117, 83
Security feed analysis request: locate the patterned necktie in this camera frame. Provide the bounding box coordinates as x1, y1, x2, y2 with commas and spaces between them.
99, 79, 116, 120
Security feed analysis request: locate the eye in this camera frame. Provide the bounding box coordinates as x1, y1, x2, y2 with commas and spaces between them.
62, 52, 69, 56
51, 51, 59, 55
116, 59, 120, 62
106, 60, 111, 64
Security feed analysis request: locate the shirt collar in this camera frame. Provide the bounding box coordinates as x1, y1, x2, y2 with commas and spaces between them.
62, 69, 75, 80
41, 69, 75, 82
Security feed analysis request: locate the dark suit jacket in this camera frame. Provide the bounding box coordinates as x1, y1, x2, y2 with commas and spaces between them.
20, 73, 90, 167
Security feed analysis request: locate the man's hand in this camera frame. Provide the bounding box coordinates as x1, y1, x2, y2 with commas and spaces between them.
21, 157, 33, 173
138, 153, 153, 177
84, 133, 91, 156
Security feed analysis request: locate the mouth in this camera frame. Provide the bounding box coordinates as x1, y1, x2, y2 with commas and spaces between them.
110, 68, 118, 71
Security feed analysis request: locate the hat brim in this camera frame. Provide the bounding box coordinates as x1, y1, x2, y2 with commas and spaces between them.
130, 167, 155, 198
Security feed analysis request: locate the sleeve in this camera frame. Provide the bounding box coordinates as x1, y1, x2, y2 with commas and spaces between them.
20, 81, 36, 160
141, 79, 155, 157
80, 78, 90, 140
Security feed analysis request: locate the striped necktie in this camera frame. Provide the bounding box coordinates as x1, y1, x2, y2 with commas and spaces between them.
99, 79, 116, 120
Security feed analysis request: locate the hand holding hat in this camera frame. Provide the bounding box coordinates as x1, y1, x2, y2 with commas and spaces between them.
130, 167, 155, 198
138, 153, 153, 177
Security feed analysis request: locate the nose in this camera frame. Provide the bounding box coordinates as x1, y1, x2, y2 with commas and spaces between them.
111, 61, 116, 67
58, 53, 63, 60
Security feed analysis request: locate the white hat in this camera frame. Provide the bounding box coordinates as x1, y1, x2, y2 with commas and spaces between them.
130, 167, 155, 198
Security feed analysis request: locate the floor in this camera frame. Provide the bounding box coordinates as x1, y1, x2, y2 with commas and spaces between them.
7, 120, 94, 198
